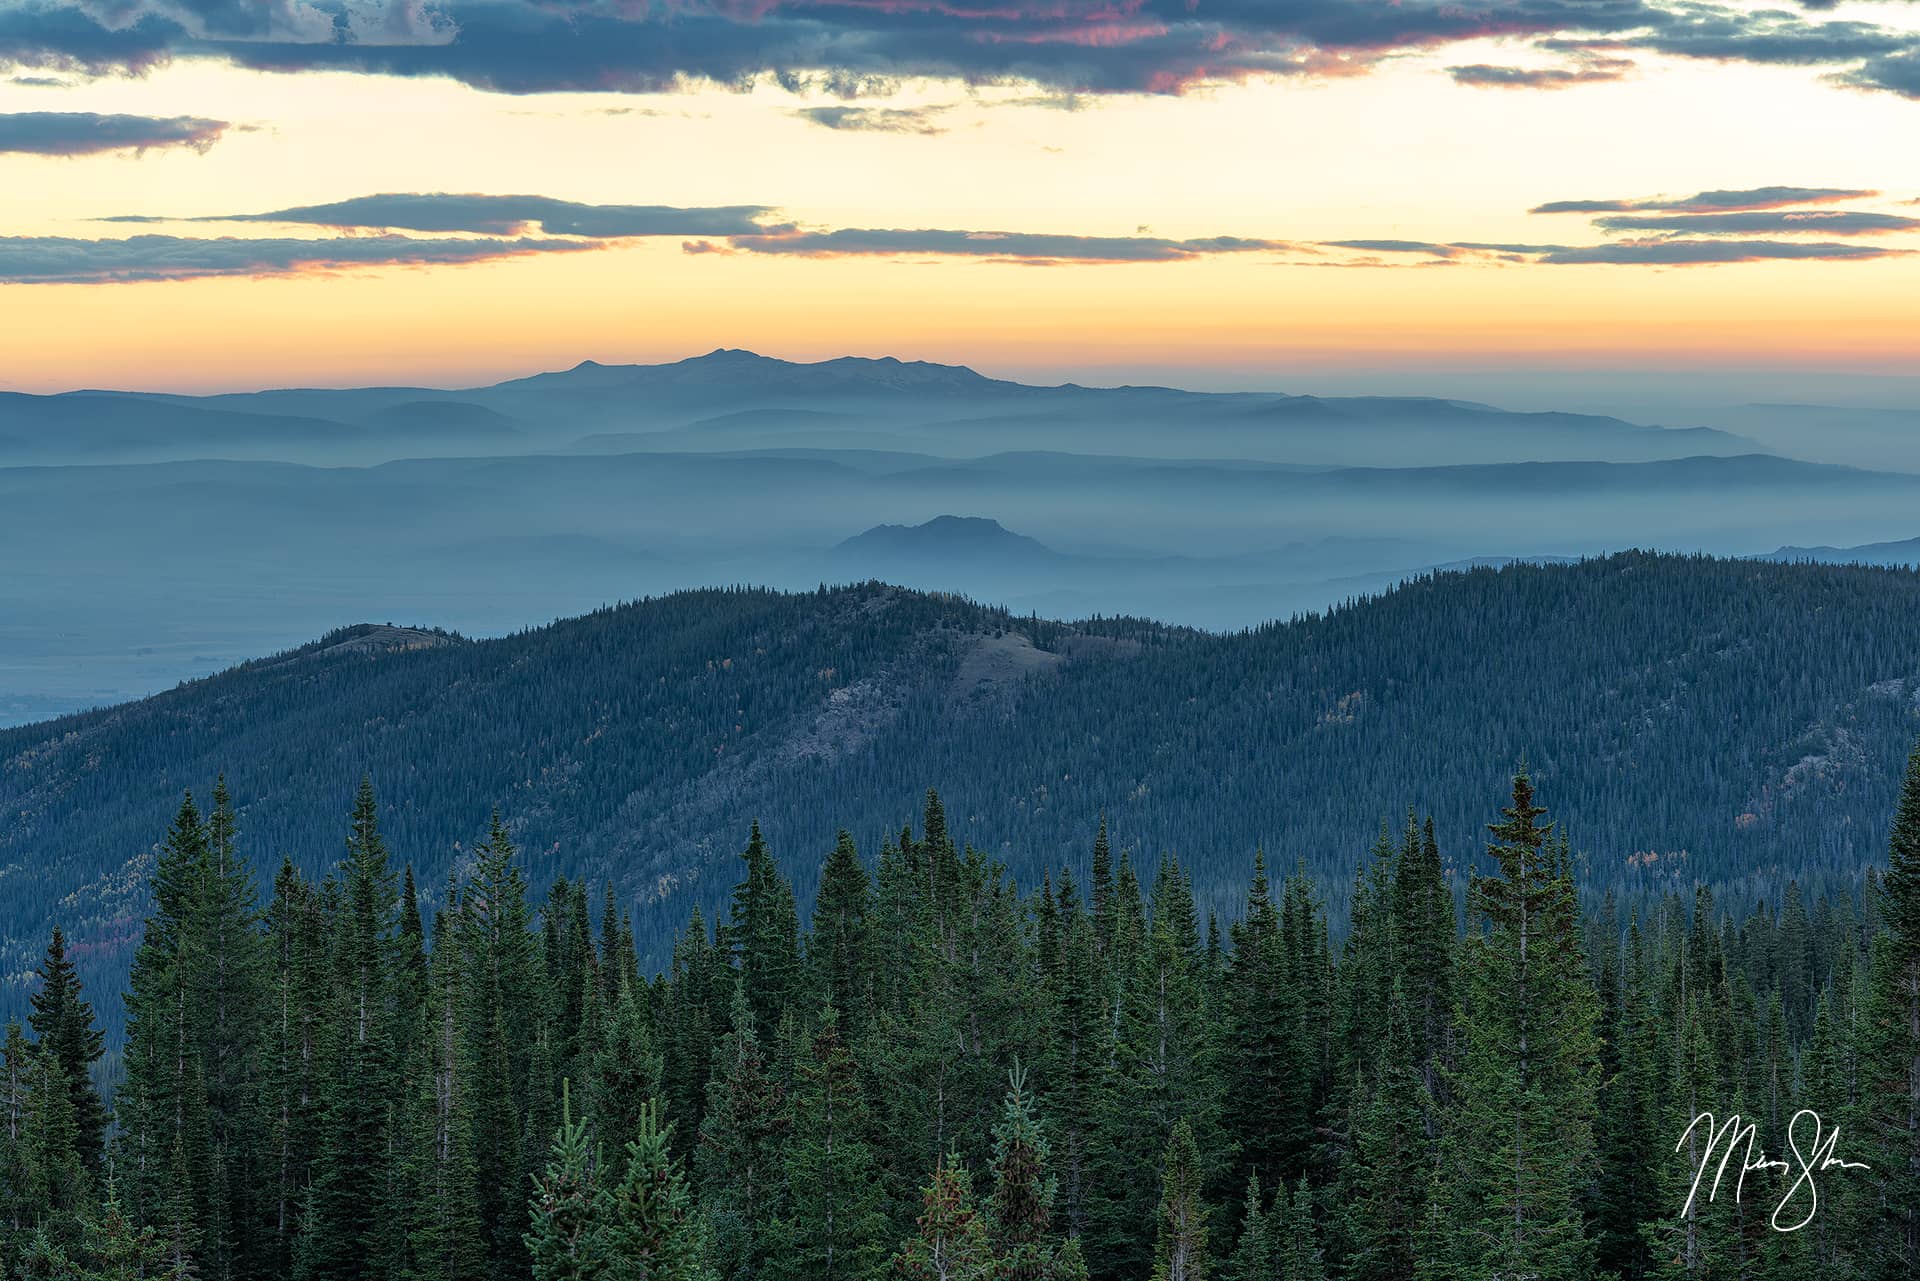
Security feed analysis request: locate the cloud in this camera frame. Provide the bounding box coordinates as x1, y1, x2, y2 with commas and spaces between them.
792, 105, 950, 135
1840, 50, 1920, 98
1593, 210, 1920, 236
1312, 234, 1903, 266
9, 75, 68, 86
0, 0, 1808, 100
700, 227, 1294, 263
1532, 186, 1877, 214
1445, 60, 1630, 88
0, 233, 603, 284
1321, 239, 1467, 257
104, 193, 791, 237
1537, 239, 1905, 264
0, 110, 227, 155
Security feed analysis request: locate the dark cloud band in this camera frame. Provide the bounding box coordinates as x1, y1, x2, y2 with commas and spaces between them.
0, 110, 227, 155
1445, 61, 1630, 88
1592, 210, 1920, 236
701, 228, 1294, 262
0, 233, 602, 285
1532, 186, 1877, 214
8, 0, 1916, 102
104, 193, 791, 238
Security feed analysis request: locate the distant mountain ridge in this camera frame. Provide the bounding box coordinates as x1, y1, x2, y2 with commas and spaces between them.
834, 515, 1061, 563
7, 552, 1920, 1033
1, 347, 1763, 468
1768, 534, 1920, 566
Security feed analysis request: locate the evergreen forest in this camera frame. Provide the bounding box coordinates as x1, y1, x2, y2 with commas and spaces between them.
8, 745, 1920, 1280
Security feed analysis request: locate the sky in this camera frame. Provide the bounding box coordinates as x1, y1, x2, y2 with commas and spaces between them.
4, 0, 1920, 395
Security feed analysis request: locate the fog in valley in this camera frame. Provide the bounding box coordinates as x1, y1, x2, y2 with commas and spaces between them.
7, 348, 1919, 725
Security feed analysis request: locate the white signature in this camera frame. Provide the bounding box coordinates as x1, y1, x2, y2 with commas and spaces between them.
1678, 1109, 1871, 1232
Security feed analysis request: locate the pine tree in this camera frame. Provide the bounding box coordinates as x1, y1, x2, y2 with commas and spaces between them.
457, 809, 545, 1280
812, 831, 875, 1042
985, 1063, 1076, 1281
526, 1084, 607, 1281
764, 1010, 889, 1281
892, 1152, 994, 1281
27, 927, 109, 1179
1272, 1179, 1324, 1281
259, 858, 329, 1276
1150, 1119, 1208, 1281
1220, 1176, 1269, 1281
1865, 736, 1920, 1268
117, 793, 212, 1228
731, 821, 801, 1044
585, 983, 664, 1179
77, 1176, 166, 1281
1439, 771, 1600, 1281
695, 985, 788, 1281
406, 923, 485, 1281
298, 779, 402, 1281
1344, 983, 1431, 1281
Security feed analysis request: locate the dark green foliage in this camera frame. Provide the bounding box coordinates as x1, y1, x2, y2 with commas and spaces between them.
764, 1010, 889, 1281
13, 557, 1920, 1033
12, 742, 1920, 1280
892, 1152, 994, 1281
1438, 772, 1600, 1281
603, 1100, 710, 1281
525, 1085, 606, 1281
1151, 1120, 1208, 1281
26, 928, 108, 1180
985, 1064, 1078, 1281
694, 986, 787, 1281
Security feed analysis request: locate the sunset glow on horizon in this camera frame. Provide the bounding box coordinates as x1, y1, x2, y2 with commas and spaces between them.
6, 4, 1920, 395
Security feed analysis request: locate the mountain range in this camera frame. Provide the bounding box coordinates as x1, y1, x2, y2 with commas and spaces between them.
6, 551, 1919, 1032
3, 349, 1760, 468
5, 349, 1920, 725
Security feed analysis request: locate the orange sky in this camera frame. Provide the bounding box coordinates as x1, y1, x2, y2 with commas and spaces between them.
4, 45, 1920, 393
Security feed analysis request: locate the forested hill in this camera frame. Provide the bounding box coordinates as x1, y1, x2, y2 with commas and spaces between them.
6, 551, 1920, 1026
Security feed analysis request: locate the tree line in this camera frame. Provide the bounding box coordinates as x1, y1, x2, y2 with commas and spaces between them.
12, 556, 1920, 1035
5, 743, 1920, 1280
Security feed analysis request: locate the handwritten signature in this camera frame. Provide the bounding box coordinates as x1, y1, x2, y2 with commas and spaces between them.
1678, 1109, 1871, 1232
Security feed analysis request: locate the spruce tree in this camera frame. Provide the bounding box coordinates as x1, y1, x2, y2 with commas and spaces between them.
299, 779, 402, 1281
695, 985, 788, 1281
1220, 1176, 1269, 1281
525, 1084, 607, 1281
27, 927, 109, 1179
812, 831, 875, 1041
764, 1010, 889, 1281
192, 776, 268, 1281
458, 809, 545, 1280
892, 1153, 994, 1281
406, 924, 485, 1281
117, 793, 211, 1228
985, 1063, 1076, 1281
1343, 983, 1430, 1281
1150, 1119, 1208, 1281
1866, 736, 1920, 1267
1272, 1179, 1324, 1281
1439, 771, 1600, 1281
77, 1176, 166, 1281
731, 821, 801, 1043
585, 983, 664, 1179
260, 858, 329, 1276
